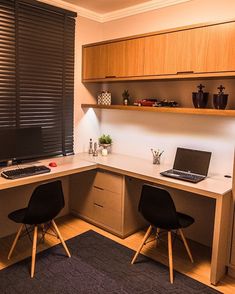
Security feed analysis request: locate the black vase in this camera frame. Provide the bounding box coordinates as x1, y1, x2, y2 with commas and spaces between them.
192, 92, 209, 108
213, 94, 228, 109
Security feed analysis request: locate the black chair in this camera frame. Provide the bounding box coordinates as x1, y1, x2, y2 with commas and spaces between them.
8, 180, 71, 278
131, 184, 194, 283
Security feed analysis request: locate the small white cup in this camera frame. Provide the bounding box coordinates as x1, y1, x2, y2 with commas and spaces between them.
102, 148, 108, 156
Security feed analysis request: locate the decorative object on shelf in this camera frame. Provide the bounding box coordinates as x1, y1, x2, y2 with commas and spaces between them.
92, 142, 98, 156
213, 85, 228, 110
154, 100, 178, 107
192, 84, 209, 108
88, 138, 93, 154
122, 89, 130, 105
151, 148, 164, 165
98, 134, 112, 156
97, 91, 112, 105
133, 98, 158, 106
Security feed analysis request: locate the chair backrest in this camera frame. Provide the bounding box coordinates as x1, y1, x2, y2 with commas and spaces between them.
23, 180, 65, 225
139, 185, 180, 230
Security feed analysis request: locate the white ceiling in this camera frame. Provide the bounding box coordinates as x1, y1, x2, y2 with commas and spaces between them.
62, 0, 155, 14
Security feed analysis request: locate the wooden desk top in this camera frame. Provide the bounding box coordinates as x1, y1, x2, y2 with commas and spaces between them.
0, 156, 96, 191
77, 153, 232, 199
0, 153, 232, 198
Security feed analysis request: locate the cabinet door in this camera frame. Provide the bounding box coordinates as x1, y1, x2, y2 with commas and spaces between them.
82, 44, 106, 80
83, 38, 145, 80
99, 39, 145, 78
144, 29, 196, 75
121, 38, 145, 77
144, 34, 169, 75
195, 22, 235, 73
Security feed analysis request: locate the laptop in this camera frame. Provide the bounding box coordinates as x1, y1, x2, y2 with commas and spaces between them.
160, 147, 212, 183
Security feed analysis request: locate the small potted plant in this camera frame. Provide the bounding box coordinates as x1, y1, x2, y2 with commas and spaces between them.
122, 89, 130, 105
98, 134, 112, 155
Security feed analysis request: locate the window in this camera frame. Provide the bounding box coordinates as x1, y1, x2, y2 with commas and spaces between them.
0, 0, 76, 157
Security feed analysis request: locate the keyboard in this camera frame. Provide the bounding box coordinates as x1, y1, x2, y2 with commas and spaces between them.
160, 169, 205, 183
1, 165, 51, 180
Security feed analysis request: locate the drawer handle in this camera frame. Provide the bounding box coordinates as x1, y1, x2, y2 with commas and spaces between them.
176, 71, 194, 74
94, 186, 104, 191
105, 75, 116, 78
94, 203, 103, 208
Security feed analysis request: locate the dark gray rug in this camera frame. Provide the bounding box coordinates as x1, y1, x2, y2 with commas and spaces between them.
0, 230, 221, 293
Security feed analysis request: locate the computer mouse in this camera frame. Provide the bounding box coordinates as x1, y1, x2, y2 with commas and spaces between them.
49, 162, 57, 167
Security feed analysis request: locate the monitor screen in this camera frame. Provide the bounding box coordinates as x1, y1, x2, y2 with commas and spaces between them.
0, 127, 44, 163
173, 147, 211, 176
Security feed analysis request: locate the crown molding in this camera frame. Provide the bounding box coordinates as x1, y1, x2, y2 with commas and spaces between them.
42, 0, 193, 23
101, 0, 193, 22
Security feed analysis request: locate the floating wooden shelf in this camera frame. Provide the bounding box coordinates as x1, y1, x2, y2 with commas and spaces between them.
81, 104, 235, 117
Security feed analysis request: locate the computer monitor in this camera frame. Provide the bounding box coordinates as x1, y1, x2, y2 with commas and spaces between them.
0, 127, 44, 163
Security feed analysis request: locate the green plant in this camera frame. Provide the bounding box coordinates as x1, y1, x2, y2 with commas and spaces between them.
98, 134, 112, 145
122, 89, 130, 99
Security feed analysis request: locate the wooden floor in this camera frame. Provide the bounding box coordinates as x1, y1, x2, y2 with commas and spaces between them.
0, 214, 235, 293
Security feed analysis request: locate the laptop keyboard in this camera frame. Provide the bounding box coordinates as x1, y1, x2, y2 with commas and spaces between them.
160, 169, 205, 183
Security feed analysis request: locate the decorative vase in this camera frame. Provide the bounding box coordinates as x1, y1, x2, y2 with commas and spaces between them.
192, 84, 209, 108
213, 85, 228, 110
97, 91, 111, 105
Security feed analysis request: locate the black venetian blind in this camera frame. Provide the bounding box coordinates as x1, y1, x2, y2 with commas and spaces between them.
0, 0, 76, 157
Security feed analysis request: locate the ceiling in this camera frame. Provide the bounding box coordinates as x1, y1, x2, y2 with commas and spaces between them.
62, 0, 150, 14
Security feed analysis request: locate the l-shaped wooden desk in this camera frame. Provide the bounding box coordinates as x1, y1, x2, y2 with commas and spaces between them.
0, 153, 232, 285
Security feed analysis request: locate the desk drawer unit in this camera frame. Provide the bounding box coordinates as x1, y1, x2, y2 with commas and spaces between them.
92, 171, 124, 234
70, 170, 146, 237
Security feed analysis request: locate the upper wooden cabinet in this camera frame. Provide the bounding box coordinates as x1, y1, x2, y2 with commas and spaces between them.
83, 38, 145, 80
82, 20, 235, 82
194, 22, 235, 73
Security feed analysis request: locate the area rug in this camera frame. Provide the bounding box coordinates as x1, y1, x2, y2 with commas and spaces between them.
0, 230, 221, 293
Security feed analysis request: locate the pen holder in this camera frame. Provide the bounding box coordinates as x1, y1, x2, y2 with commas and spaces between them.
153, 155, 161, 165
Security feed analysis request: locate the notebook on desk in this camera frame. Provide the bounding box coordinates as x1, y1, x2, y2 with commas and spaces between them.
160, 147, 212, 183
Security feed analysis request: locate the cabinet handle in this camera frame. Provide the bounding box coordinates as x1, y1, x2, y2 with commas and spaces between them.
176, 71, 194, 74
94, 203, 103, 208
94, 186, 104, 191
105, 75, 116, 78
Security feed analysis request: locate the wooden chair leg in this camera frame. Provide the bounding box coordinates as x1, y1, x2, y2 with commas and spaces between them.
31, 225, 38, 278
131, 225, 152, 265
179, 229, 194, 263
51, 220, 71, 258
8, 224, 24, 260
168, 231, 174, 284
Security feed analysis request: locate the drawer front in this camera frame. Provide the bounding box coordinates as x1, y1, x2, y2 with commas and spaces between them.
92, 186, 122, 214
94, 170, 123, 194
93, 203, 122, 232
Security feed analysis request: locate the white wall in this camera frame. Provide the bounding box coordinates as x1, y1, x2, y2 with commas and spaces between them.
100, 79, 235, 176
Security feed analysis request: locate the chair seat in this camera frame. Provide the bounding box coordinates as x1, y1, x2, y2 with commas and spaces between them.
8, 208, 27, 224
177, 212, 194, 228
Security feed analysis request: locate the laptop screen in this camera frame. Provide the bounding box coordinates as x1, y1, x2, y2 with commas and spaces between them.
173, 147, 212, 176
